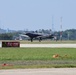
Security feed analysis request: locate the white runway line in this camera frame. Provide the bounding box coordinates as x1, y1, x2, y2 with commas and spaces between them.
20, 44, 76, 48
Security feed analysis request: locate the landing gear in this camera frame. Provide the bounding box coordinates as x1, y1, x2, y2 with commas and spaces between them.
39, 37, 42, 42
31, 38, 33, 42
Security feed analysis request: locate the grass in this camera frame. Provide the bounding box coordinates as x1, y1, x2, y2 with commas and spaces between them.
0, 48, 76, 69
20, 40, 76, 44
0, 48, 76, 60
1, 40, 76, 44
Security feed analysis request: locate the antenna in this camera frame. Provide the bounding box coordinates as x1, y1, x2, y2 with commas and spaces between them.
0, 20, 1, 29
60, 17, 63, 41
52, 16, 54, 32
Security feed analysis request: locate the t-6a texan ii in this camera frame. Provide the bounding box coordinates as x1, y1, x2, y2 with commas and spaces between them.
25, 32, 55, 42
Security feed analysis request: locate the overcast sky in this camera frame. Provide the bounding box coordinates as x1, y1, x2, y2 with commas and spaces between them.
0, 0, 76, 31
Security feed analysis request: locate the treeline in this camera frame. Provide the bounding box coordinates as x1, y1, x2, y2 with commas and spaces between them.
0, 32, 20, 40
56, 29, 76, 40
0, 29, 76, 40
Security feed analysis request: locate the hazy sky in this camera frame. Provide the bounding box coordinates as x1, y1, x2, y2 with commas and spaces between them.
0, 0, 76, 31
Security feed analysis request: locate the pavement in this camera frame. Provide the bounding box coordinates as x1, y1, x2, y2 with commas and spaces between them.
0, 68, 76, 75
0, 42, 76, 48
20, 44, 76, 48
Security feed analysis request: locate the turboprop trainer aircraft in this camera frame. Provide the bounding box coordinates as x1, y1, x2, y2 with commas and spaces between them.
25, 32, 54, 42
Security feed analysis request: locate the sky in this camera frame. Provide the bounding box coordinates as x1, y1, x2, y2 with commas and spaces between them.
0, 0, 76, 31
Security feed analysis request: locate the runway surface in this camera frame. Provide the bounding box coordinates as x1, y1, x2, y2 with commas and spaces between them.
0, 68, 76, 75
0, 42, 76, 48
20, 44, 76, 48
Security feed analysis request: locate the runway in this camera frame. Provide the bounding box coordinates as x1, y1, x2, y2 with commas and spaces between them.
0, 41, 76, 48
0, 68, 76, 75
20, 44, 76, 48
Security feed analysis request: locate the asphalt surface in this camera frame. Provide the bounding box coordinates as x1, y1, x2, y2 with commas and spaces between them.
0, 68, 76, 75
20, 44, 76, 48
0, 42, 76, 48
